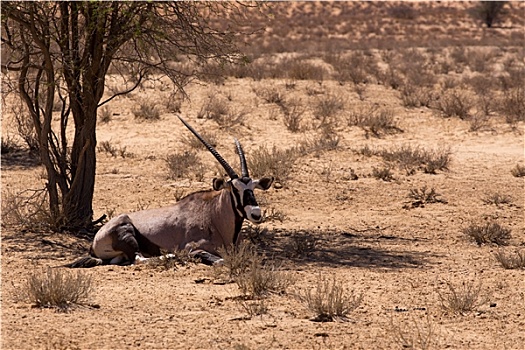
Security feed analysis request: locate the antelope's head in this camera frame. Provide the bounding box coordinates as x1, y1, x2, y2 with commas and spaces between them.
178, 116, 273, 224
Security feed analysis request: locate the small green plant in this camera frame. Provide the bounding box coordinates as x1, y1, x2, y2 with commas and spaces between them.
23, 268, 94, 312
463, 221, 512, 246
437, 280, 488, 315
133, 100, 161, 121
299, 274, 363, 322
511, 164, 525, 177
494, 249, 525, 269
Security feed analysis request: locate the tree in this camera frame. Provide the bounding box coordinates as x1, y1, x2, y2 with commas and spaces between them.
1, 2, 250, 230
473, 1, 507, 28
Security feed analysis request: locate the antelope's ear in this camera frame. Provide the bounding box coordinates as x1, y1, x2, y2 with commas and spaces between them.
254, 177, 274, 190
212, 178, 229, 191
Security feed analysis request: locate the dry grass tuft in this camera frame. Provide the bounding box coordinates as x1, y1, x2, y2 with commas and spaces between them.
406, 186, 447, 208
463, 221, 512, 246
133, 100, 161, 121
494, 249, 525, 270
165, 150, 204, 180
510, 164, 525, 177
1, 189, 55, 231
23, 268, 94, 312
389, 313, 438, 350
378, 145, 452, 175
482, 192, 513, 206
299, 274, 363, 322
236, 259, 294, 298
437, 280, 489, 315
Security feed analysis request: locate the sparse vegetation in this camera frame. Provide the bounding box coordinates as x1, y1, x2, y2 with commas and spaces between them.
98, 105, 112, 123
494, 249, 525, 269
482, 192, 512, 206
348, 105, 402, 138
437, 280, 488, 314
166, 150, 204, 180
133, 100, 161, 121
299, 274, 363, 322
511, 164, 525, 177
378, 145, 452, 175
98, 141, 134, 158
389, 313, 438, 350
463, 221, 512, 246
372, 166, 395, 182
406, 186, 447, 208
23, 268, 94, 312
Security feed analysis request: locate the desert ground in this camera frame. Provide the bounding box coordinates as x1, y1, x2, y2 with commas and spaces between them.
2, 2, 524, 350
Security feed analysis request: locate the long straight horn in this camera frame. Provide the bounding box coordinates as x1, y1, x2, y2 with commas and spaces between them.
235, 138, 249, 178
178, 116, 239, 179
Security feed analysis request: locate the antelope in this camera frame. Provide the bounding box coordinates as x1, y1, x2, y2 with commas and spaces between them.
67, 116, 273, 268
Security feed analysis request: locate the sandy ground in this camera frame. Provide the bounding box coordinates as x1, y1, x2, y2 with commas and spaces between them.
2, 3, 525, 350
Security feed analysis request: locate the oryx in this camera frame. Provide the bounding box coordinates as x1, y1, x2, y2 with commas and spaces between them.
67, 116, 273, 267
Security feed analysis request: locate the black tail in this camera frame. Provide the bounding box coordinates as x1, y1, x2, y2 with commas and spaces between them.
64, 256, 105, 268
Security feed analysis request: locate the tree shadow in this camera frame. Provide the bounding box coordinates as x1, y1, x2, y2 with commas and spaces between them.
245, 226, 439, 270
1, 149, 41, 169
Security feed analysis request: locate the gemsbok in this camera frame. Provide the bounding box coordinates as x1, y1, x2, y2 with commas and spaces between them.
67, 116, 273, 267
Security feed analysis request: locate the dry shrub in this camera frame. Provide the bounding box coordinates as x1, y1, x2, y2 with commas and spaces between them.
237, 298, 269, 318
348, 105, 402, 138
326, 51, 377, 85
23, 267, 94, 312
494, 249, 525, 270
11, 103, 40, 153
236, 259, 294, 298
389, 313, 438, 350
400, 84, 435, 108
98, 105, 112, 123
299, 274, 363, 322
499, 86, 525, 124
2, 189, 55, 231
97, 141, 134, 158
132, 100, 161, 121
463, 221, 512, 246
217, 242, 259, 280
286, 233, 318, 258
406, 186, 447, 208
253, 85, 286, 104
433, 88, 474, 120
181, 130, 218, 150
378, 145, 452, 175
165, 150, 204, 180
313, 93, 345, 121
280, 97, 306, 132
372, 166, 394, 182
482, 192, 512, 206
198, 95, 248, 128
248, 145, 299, 184
437, 280, 488, 315
510, 164, 525, 177
281, 58, 326, 81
